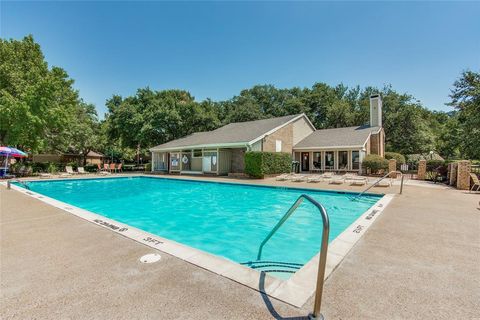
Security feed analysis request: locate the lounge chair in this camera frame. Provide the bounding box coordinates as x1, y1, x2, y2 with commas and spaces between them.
321, 172, 334, 180
291, 175, 306, 182
375, 178, 392, 187
350, 177, 368, 186
77, 167, 88, 174
117, 163, 123, 173
109, 163, 116, 173
276, 173, 292, 181
307, 175, 322, 183
470, 173, 480, 192
329, 176, 345, 184
65, 166, 78, 175
39, 173, 53, 179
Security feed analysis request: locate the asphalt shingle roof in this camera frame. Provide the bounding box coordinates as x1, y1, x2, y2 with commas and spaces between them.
294, 125, 381, 149
150, 114, 302, 150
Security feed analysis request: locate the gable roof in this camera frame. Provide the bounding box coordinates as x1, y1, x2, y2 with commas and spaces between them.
150, 114, 311, 151
293, 125, 382, 149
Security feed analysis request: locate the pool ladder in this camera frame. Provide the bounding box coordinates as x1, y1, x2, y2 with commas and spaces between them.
255, 194, 330, 320
353, 170, 404, 200
6, 179, 30, 190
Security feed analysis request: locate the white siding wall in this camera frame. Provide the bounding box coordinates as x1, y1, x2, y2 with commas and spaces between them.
250, 140, 262, 151
292, 117, 315, 146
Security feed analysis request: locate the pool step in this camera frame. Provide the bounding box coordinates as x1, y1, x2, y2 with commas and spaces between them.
241, 260, 303, 274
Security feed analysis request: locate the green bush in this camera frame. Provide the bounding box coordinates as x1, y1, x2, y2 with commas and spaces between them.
426, 159, 445, 171
84, 164, 98, 172
362, 154, 388, 174
244, 151, 291, 178
145, 162, 152, 171
384, 152, 406, 164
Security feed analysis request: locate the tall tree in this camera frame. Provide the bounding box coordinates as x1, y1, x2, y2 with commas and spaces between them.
0, 35, 79, 152
449, 70, 480, 159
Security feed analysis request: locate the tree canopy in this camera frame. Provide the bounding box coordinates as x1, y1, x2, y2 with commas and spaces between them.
2, 35, 479, 161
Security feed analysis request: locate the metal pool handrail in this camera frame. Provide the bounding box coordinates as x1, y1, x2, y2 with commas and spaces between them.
256, 194, 329, 320
6, 179, 30, 190
353, 170, 404, 200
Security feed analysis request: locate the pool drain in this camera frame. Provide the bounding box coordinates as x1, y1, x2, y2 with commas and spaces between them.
139, 253, 161, 264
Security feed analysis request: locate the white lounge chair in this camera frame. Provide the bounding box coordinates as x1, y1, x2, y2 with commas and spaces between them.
350, 177, 368, 186
77, 167, 88, 174
291, 175, 306, 182
65, 166, 78, 175
321, 172, 334, 180
329, 176, 345, 184
375, 178, 392, 187
39, 173, 53, 179
276, 173, 292, 181
307, 175, 322, 183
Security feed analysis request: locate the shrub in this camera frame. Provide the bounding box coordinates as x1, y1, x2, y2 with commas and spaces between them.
244, 152, 291, 178
145, 162, 152, 172
362, 154, 388, 174
384, 152, 406, 164
426, 159, 445, 171
84, 164, 98, 172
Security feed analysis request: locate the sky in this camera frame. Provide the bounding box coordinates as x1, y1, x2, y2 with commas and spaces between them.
1, 1, 479, 117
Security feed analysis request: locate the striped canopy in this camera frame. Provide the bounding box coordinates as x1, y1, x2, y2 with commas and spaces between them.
0, 146, 28, 157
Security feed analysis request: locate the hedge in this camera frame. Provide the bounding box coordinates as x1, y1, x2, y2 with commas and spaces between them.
244, 151, 291, 178
362, 154, 388, 174
384, 152, 406, 164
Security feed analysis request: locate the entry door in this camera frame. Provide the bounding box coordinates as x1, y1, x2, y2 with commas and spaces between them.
301, 152, 310, 172
202, 156, 212, 172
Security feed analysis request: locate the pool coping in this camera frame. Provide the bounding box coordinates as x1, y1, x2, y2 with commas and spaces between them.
3, 175, 394, 308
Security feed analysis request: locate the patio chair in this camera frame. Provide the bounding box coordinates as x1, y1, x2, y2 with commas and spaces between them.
77, 167, 88, 174
116, 163, 123, 173
307, 175, 322, 183
291, 174, 306, 182
470, 173, 480, 192
39, 173, 53, 179
109, 163, 116, 173
320, 172, 334, 181
65, 166, 78, 175
329, 176, 345, 184
350, 177, 368, 186
276, 173, 292, 181
103, 163, 109, 172
375, 178, 392, 187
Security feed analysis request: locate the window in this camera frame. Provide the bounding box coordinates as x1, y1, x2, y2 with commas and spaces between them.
275, 140, 282, 152
313, 152, 322, 169
325, 151, 335, 170
352, 151, 360, 170
339, 151, 348, 170
193, 149, 202, 158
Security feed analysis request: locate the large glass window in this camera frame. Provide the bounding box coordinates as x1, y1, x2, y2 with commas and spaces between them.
325, 151, 335, 170
313, 152, 322, 169
339, 151, 348, 170
352, 151, 360, 170
193, 149, 202, 158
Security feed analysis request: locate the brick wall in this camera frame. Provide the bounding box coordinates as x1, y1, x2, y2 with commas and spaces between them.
370, 133, 379, 155
418, 160, 426, 180
231, 148, 246, 173
456, 160, 471, 190
263, 123, 293, 153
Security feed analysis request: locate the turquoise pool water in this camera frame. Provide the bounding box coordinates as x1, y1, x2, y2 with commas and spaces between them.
18, 177, 381, 278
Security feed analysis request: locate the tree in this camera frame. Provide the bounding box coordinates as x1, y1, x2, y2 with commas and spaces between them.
69, 102, 101, 165
449, 70, 480, 159
0, 35, 79, 152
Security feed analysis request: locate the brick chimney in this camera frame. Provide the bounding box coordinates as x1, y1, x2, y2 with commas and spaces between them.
369, 94, 382, 127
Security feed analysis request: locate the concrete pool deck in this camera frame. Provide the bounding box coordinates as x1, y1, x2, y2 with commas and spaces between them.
1, 175, 479, 319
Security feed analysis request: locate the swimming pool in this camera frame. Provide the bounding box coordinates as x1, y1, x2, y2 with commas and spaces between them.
15, 176, 382, 279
